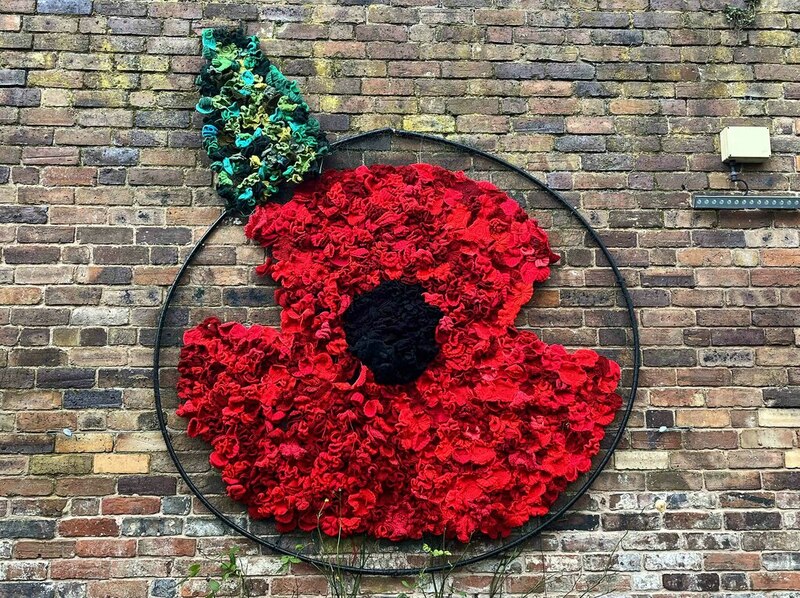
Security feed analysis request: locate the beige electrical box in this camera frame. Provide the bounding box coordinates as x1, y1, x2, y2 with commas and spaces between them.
720, 126, 771, 163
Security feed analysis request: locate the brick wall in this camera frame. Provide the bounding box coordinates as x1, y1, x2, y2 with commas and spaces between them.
1, 0, 800, 596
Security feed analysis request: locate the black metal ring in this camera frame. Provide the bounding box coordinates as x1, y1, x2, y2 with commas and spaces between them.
153, 128, 640, 575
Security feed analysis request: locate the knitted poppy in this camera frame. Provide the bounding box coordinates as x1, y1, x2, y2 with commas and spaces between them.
176, 163, 622, 542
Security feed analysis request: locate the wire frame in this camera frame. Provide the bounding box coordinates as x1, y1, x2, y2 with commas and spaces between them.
153, 129, 640, 575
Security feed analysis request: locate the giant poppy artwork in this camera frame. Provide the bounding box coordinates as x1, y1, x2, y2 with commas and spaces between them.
175, 29, 623, 544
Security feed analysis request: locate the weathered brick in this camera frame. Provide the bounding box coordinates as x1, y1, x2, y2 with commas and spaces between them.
762, 552, 800, 570
55, 433, 113, 454
9, 348, 65, 367
751, 572, 800, 590
4, 246, 61, 264
699, 349, 755, 367
70, 306, 129, 326
10, 307, 70, 326
645, 551, 703, 570
604, 513, 661, 532
763, 387, 800, 408
758, 408, 800, 428
138, 537, 196, 556
135, 226, 192, 245
93, 453, 149, 474
8, 497, 57, 524
726, 511, 782, 531
41, 166, 96, 186
36, 368, 95, 389
592, 29, 644, 46
662, 573, 720, 592
0, 88, 40, 106
120, 517, 181, 537
0, 14, 23, 31
13, 540, 74, 560
0, 583, 54, 598
643, 348, 697, 367
82, 147, 139, 166
74, 538, 136, 558
36, 0, 92, 14
76, 266, 133, 285
0, 286, 42, 305
117, 475, 176, 496
0, 433, 54, 455
108, 16, 160, 35
615, 451, 669, 470
0, 69, 26, 86
101, 497, 160, 515
161, 496, 190, 516
63, 389, 122, 409
0, 519, 56, 539
0, 205, 48, 224
75, 226, 133, 245
44, 286, 100, 305
50, 559, 110, 580
30, 454, 92, 475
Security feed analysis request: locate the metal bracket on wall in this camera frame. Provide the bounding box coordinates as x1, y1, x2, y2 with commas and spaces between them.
693, 195, 800, 209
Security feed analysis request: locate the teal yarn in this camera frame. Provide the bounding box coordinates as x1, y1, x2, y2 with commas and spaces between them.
195, 29, 328, 214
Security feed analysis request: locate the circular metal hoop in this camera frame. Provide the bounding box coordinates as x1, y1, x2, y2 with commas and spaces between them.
153, 128, 640, 575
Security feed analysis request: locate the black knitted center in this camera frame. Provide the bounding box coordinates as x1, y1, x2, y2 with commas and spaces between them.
343, 281, 443, 385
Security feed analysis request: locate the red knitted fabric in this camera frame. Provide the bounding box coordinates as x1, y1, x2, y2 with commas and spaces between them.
177, 164, 622, 541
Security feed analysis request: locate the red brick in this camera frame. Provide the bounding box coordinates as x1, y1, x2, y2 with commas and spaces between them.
0, 478, 54, 497
87, 580, 148, 598
41, 166, 97, 186
751, 573, 800, 591
54, 477, 116, 497
13, 540, 75, 559
58, 518, 119, 537
752, 268, 800, 287
51, 559, 111, 580
75, 539, 136, 558
705, 471, 762, 490
137, 538, 196, 556
101, 496, 160, 515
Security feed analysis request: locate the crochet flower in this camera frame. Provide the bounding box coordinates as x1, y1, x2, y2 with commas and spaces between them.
176, 164, 622, 542
195, 29, 328, 213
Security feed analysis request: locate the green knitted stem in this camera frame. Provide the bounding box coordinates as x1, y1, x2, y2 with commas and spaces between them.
195, 28, 329, 214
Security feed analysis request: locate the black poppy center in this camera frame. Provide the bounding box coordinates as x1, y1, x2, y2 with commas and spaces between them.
343, 281, 443, 385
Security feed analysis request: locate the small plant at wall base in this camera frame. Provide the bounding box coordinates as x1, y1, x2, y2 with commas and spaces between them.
398, 541, 460, 598
178, 547, 250, 598
724, 0, 760, 29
